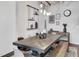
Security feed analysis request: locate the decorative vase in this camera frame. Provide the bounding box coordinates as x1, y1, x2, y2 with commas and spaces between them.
63, 24, 67, 33
35, 22, 38, 29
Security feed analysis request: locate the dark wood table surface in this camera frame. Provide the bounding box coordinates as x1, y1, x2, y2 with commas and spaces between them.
13, 34, 62, 53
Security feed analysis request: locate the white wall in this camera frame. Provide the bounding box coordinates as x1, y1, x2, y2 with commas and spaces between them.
16, 1, 40, 38
16, 1, 79, 45
16, 1, 49, 38
46, 1, 79, 44
0, 2, 16, 56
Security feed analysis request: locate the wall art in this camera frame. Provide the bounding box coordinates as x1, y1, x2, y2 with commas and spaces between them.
49, 15, 55, 24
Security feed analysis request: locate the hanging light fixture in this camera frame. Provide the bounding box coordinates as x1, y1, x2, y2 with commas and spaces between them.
40, 2, 43, 8
39, 1, 51, 16
43, 9, 46, 15
40, 2, 44, 14
45, 6, 51, 16
46, 12, 51, 16
40, 9, 43, 13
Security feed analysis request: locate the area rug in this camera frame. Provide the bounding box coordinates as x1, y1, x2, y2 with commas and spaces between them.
12, 47, 78, 57
65, 47, 78, 57
45, 46, 78, 57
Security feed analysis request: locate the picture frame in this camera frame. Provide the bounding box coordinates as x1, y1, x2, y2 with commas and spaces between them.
49, 15, 55, 24
56, 21, 60, 25
55, 13, 61, 20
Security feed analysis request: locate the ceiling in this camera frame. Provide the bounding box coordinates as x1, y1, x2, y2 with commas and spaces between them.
40, 1, 64, 7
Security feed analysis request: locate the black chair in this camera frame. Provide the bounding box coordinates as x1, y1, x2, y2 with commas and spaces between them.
17, 37, 24, 50
18, 37, 24, 41
17, 37, 30, 51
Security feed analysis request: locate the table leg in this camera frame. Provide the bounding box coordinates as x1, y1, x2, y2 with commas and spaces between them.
40, 47, 53, 57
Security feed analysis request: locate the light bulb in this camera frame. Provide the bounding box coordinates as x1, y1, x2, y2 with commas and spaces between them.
40, 9, 43, 13
47, 12, 51, 16
40, 3, 43, 8
43, 10, 46, 15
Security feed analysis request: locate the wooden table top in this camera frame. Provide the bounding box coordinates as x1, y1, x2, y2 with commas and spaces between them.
13, 34, 62, 53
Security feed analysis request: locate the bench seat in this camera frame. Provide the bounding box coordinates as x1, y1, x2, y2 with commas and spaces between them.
49, 41, 68, 57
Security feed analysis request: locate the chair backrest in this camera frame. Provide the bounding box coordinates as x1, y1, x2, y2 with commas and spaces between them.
18, 37, 24, 41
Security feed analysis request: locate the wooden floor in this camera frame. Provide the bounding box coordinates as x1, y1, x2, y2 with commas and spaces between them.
77, 48, 79, 57
70, 43, 79, 57
11, 43, 79, 57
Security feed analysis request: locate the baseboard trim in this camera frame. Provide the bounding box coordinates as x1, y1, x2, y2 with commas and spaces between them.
70, 43, 79, 47
1, 51, 14, 57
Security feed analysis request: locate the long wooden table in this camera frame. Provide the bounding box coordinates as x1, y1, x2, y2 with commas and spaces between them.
13, 34, 62, 56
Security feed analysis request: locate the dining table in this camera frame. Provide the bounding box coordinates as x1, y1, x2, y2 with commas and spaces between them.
13, 34, 63, 57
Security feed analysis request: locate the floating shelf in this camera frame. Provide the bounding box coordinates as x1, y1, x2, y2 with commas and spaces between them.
28, 19, 35, 21
27, 28, 37, 30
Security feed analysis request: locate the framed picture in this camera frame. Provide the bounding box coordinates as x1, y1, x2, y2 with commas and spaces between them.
49, 15, 55, 24
56, 21, 60, 25
55, 13, 61, 20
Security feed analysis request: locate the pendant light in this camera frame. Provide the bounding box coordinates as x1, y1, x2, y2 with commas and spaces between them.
40, 2, 43, 8
47, 12, 51, 16
43, 9, 46, 15
39, 1, 51, 16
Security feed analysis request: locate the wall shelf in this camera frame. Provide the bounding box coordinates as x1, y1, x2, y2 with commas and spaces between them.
27, 28, 37, 30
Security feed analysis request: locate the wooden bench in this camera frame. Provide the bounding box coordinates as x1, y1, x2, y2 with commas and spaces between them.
49, 41, 68, 57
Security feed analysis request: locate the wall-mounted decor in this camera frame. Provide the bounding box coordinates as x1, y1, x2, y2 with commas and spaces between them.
49, 15, 55, 24
35, 22, 38, 29
34, 11, 39, 15
55, 13, 61, 20
63, 24, 67, 33
64, 9, 71, 17
27, 5, 39, 30
56, 21, 60, 25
